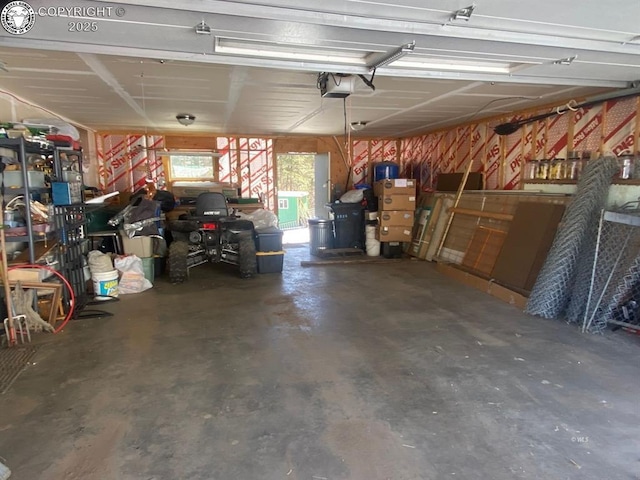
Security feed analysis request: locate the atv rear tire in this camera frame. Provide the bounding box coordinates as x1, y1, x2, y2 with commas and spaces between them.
238, 232, 257, 278
168, 240, 189, 283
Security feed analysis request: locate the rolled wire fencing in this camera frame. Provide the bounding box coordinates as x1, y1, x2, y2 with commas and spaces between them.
525, 156, 620, 319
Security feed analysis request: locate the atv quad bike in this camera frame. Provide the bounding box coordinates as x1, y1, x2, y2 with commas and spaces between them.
167, 192, 257, 283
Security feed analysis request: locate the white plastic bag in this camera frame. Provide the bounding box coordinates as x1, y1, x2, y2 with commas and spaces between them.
237, 208, 278, 229
114, 255, 152, 294
87, 250, 114, 276
339, 189, 364, 203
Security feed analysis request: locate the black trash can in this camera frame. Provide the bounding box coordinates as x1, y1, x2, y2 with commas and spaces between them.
362, 188, 378, 212
330, 202, 364, 249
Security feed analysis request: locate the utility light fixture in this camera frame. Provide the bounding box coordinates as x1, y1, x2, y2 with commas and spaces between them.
176, 113, 196, 126
195, 21, 211, 35
392, 58, 515, 74
367, 41, 415, 71
350, 121, 367, 132
451, 4, 475, 21
553, 55, 578, 65
214, 37, 366, 65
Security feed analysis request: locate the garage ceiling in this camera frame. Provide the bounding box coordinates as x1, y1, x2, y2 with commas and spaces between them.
1, 0, 639, 137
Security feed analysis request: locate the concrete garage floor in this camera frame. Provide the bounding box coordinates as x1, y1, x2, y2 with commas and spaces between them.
1, 246, 639, 480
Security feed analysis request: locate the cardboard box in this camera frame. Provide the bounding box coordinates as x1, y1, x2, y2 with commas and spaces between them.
121, 235, 153, 257
376, 225, 413, 242
374, 178, 417, 196
378, 193, 416, 211
7, 268, 52, 282
436, 172, 483, 192
378, 210, 415, 228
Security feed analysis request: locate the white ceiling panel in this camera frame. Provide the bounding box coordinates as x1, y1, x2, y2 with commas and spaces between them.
1, 1, 639, 136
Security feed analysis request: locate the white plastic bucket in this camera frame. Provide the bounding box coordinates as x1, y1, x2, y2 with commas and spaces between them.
365, 225, 380, 257
92, 270, 119, 298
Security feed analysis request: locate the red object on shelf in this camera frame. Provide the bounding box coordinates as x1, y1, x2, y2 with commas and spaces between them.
46, 134, 81, 151
46, 134, 72, 146
5, 227, 27, 237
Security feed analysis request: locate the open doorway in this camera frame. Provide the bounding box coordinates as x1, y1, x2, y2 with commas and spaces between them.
277, 153, 329, 244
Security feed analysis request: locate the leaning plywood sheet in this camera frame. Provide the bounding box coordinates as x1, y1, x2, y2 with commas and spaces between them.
462, 226, 507, 276
424, 194, 455, 261
437, 191, 571, 269
437, 263, 528, 310
491, 202, 566, 292
408, 194, 434, 257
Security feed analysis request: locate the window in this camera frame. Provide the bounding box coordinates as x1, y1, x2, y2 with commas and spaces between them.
278, 199, 289, 209
169, 154, 216, 180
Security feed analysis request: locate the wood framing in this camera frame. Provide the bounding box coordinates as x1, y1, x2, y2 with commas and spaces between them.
7, 281, 63, 327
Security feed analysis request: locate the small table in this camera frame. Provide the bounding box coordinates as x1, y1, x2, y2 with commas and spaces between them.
87, 231, 123, 255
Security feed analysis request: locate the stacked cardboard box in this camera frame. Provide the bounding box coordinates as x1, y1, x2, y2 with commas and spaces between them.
374, 178, 416, 243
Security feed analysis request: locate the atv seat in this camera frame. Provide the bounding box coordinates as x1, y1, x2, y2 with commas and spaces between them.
193, 193, 254, 231
196, 192, 228, 217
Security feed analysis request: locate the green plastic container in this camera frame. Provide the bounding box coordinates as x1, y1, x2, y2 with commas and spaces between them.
141, 257, 155, 282
86, 205, 122, 233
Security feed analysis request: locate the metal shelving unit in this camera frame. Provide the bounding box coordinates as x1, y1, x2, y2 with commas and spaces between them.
0, 137, 54, 263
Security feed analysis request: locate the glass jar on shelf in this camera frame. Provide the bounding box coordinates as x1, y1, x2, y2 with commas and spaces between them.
525, 160, 539, 180
617, 152, 635, 180
567, 158, 583, 180
537, 159, 550, 180
550, 158, 567, 180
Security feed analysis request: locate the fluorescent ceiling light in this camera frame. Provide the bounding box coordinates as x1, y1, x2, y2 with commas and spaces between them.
366, 41, 415, 71
215, 37, 366, 65
392, 58, 521, 74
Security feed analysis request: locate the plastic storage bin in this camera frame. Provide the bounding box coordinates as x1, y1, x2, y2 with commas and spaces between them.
256, 251, 284, 273
141, 257, 155, 282
254, 227, 284, 252
3, 170, 46, 188
381, 241, 403, 258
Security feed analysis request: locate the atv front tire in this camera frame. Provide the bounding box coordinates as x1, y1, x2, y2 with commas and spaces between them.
238, 232, 257, 278
168, 240, 189, 283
